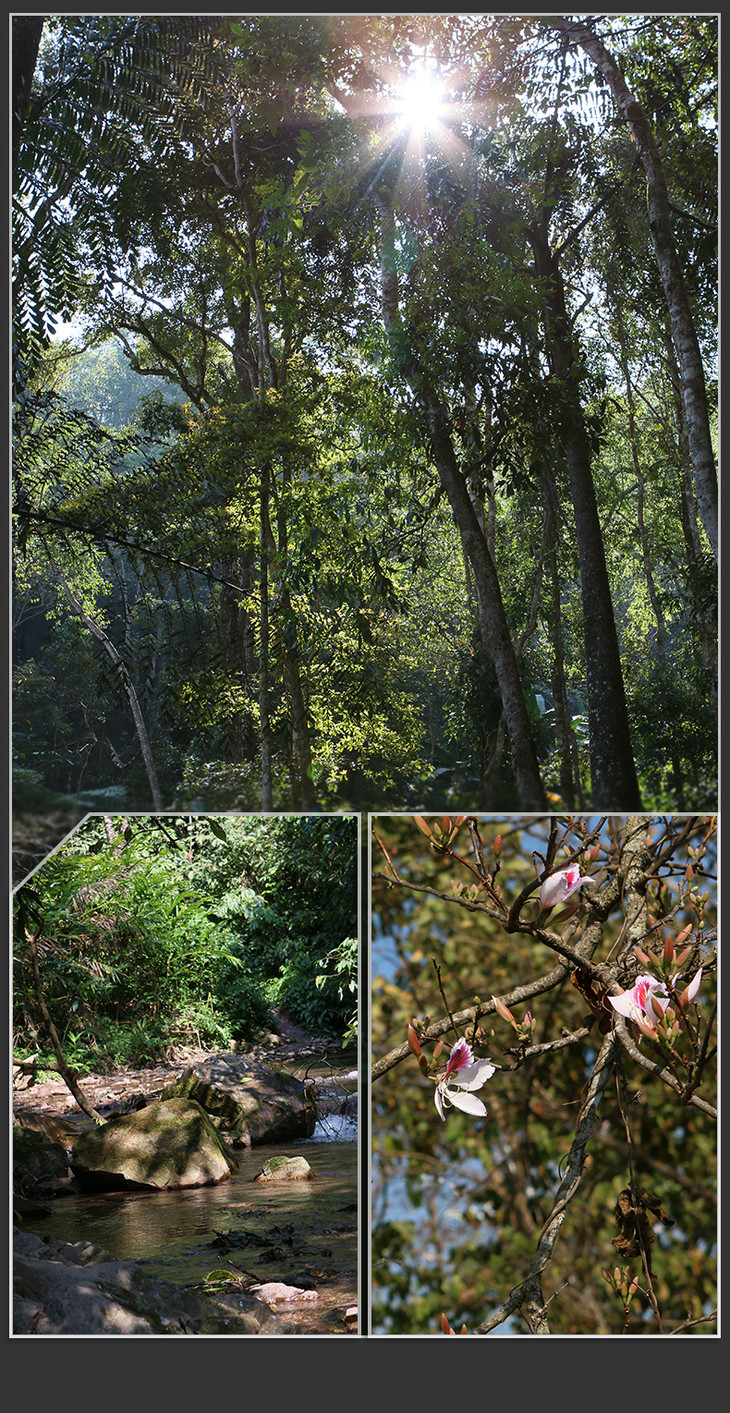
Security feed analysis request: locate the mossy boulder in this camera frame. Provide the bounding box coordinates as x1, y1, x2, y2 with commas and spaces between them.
160, 1053, 316, 1147
70, 1098, 235, 1191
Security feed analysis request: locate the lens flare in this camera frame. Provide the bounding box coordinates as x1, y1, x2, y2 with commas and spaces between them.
397, 69, 445, 132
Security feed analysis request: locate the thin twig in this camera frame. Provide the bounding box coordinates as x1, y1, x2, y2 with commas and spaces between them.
371, 962, 570, 1082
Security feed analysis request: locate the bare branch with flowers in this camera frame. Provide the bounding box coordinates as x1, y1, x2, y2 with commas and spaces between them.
371, 814, 717, 1336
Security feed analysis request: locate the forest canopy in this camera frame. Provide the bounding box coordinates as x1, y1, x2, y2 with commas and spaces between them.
12, 14, 718, 868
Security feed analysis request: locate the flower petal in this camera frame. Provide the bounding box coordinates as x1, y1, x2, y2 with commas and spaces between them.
434, 1086, 447, 1121
444, 1038, 474, 1077
540, 865, 582, 910
454, 1060, 496, 1090
608, 991, 639, 1018
685, 968, 702, 1003
447, 1090, 488, 1117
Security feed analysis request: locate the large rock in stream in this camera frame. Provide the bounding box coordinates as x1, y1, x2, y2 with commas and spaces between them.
160, 1053, 317, 1147
70, 1097, 235, 1191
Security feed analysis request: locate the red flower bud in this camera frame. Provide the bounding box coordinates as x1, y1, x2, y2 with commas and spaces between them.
407, 1023, 421, 1057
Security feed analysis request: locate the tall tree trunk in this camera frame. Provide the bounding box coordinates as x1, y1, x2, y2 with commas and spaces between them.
259, 467, 274, 810
274, 463, 316, 811
539, 459, 582, 808
549, 16, 718, 560
612, 321, 667, 667
279, 599, 316, 811
529, 223, 642, 808
375, 190, 546, 810
663, 329, 718, 710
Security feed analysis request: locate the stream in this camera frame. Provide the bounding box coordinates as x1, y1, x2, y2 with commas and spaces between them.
15, 1061, 360, 1335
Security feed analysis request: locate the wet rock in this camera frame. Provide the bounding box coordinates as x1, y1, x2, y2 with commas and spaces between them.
254, 1155, 313, 1182
161, 1053, 316, 1147
13, 1124, 75, 1206
12, 1228, 285, 1335
70, 1098, 235, 1191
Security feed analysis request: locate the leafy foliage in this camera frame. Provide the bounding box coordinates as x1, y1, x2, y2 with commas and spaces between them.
13, 813, 359, 1073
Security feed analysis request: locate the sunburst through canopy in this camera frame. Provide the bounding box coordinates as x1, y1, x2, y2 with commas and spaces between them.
396, 66, 445, 132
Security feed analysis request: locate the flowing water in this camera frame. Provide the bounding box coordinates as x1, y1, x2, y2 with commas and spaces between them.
16, 1065, 360, 1335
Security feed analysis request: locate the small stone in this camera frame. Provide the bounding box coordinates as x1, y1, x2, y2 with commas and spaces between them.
254, 1155, 313, 1182
249, 1281, 319, 1304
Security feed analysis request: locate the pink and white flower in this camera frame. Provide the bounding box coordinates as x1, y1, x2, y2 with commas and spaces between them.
539, 864, 591, 911
434, 1038, 495, 1122
609, 970, 702, 1027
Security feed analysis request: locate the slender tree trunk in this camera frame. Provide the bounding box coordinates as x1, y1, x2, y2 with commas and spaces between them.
549, 16, 718, 560
274, 462, 316, 811
48, 555, 164, 811
221, 553, 258, 761
27, 926, 103, 1123
530, 223, 642, 808
614, 335, 667, 667
375, 190, 546, 810
279, 603, 316, 811
663, 330, 718, 709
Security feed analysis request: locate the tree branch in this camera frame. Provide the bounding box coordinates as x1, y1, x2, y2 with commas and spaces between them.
476, 1032, 617, 1334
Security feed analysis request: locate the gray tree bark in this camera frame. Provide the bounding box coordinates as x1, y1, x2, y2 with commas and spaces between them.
548, 16, 718, 560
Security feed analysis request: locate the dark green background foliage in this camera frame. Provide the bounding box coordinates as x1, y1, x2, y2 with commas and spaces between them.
371, 815, 716, 1335
13, 814, 358, 1075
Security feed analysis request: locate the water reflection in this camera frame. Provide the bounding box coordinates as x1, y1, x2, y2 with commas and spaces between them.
20, 1139, 358, 1334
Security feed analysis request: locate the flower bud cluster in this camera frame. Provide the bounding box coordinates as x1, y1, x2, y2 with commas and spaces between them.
609, 936, 702, 1047
603, 1265, 639, 1305
414, 814, 466, 853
